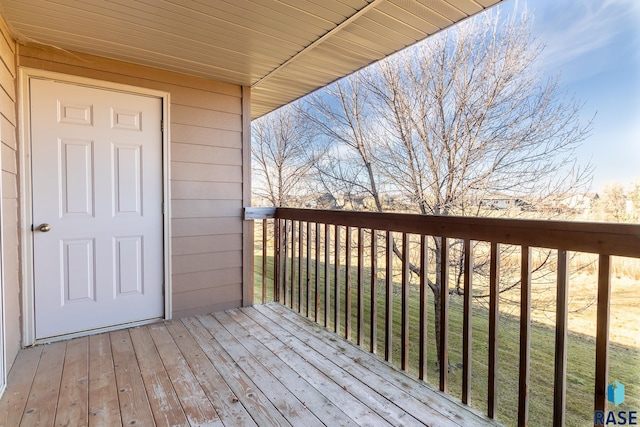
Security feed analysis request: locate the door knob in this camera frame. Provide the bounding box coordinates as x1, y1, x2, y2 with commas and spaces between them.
37, 223, 51, 232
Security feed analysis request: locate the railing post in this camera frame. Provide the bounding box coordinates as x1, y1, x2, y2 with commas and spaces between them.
594, 254, 611, 415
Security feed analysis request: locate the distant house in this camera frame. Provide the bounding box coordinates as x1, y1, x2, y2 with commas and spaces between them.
479, 197, 532, 211
314, 193, 341, 210
559, 193, 600, 215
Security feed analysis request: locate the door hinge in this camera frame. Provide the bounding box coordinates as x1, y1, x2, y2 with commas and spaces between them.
161, 119, 164, 132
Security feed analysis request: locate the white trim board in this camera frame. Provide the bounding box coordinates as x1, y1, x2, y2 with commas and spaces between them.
0, 75, 5, 394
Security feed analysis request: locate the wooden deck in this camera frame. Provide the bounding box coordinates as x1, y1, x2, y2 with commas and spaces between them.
0, 303, 499, 427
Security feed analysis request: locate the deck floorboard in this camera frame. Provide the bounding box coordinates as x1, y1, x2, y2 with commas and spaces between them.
0, 345, 42, 427
55, 336, 89, 427
1, 303, 500, 427
88, 333, 121, 427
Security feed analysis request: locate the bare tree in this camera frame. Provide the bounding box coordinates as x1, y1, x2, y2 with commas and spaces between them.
592, 182, 639, 223
252, 104, 316, 206
302, 74, 386, 211
366, 12, 591, 216
306, 10, 593, 361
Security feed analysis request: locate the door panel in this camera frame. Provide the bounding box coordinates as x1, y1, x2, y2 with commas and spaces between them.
31, 79, 164, 339
114, 236, 143, 295
62, 238, 95, 303
113, 144, 142, 215
60, 139, 94, 217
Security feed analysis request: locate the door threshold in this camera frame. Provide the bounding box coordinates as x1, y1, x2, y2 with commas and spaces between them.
32, 317, 164, 345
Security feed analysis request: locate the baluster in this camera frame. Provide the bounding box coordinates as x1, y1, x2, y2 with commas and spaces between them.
553, 250, 569, 427
401, 232, 409, 371
594, 254, 611, 414
306, 221, 312, 317
290, 220, 296, 309
385, 231, 393, 363
488, 242, 500, 418
370, 230, 378, 354
357, 227, 364, 346
325, 223, 331, 328
262, 218, 267, 303
274, 218, 280, 302
334, 225, 341, 333
283, 220, 289, 306
462, 239, 473, 404
439, 237, 449, 393
419, 234, 428, 380
345, 227, 352, 340
315, 223, 321, 322
518, 245, 532, 426
298, 221, 303, 313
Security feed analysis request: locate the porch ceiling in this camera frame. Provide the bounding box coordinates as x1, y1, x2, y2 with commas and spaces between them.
0, 0, 502, 119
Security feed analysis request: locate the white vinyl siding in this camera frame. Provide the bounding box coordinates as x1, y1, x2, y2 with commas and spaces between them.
0, 13, 17, 372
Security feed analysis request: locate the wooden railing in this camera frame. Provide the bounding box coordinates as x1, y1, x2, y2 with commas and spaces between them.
247, 207, 640, 426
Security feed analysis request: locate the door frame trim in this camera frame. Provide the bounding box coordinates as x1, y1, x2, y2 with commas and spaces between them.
18, 68, 172, 346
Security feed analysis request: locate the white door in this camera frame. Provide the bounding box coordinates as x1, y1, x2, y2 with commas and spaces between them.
30, 79, 164, 339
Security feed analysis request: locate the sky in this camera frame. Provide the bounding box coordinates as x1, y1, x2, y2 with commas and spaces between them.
497, 0, 640, 191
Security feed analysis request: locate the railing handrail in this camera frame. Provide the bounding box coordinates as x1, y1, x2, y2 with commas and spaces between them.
274, 207, 640, 258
